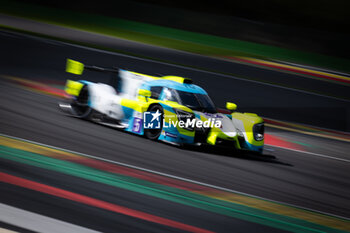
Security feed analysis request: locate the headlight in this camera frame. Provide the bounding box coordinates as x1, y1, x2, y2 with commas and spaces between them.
174, 109, 195, 131
253, 123, 264, 141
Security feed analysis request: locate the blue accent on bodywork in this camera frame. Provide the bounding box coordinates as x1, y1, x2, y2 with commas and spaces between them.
241, 140, 264, 153
78, 80, 92, 85
193, 112, 201, 119
121, 105, 134, 120
159, 132, 194, 144
141, 80, 207, 94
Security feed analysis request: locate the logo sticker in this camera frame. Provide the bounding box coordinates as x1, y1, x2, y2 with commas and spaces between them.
143, 110, 222, 130
144, 110, 162, 129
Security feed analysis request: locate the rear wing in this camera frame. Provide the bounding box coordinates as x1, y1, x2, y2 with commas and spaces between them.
65, 59, 151, 99
66, 58, 120, 92
66, 59, 118, 75
65, 58, 193, 99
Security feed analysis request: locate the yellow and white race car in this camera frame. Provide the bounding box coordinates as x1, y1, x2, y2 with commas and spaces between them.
60, 59, 264, 153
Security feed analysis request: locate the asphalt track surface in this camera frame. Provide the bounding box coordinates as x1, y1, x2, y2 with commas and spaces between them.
1, 14, 350, 131
0, 30, 350, 232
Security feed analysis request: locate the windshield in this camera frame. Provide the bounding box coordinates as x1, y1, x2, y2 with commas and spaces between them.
164, 88, 217, 113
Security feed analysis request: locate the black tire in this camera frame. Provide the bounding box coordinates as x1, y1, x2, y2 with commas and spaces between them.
72, 85, 92, 119
144, 104, 163, 140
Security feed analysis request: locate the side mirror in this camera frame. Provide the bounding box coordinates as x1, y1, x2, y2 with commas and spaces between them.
226, 102, 237, 111
138, 89, 152, 100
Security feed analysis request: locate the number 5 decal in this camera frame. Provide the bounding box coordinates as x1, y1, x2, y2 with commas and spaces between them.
132, 118, 142, 133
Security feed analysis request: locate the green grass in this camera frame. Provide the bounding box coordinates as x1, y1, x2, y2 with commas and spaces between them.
1, 0, 350, 73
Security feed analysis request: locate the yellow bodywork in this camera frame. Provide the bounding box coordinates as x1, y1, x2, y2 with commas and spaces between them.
162, 76, 192, 84
64, 80, 84, 96
232, 112, 264, 147
226, 102, 237, 111
66, 59, 84, 75
206, 125, 241, 149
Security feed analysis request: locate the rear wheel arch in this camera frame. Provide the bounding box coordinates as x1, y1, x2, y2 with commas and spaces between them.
73, 84, 93, 119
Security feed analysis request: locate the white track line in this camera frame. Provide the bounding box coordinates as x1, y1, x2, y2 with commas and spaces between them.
1, 132, 349, 221
265, 144, 350, 163
0, 203, 100, 233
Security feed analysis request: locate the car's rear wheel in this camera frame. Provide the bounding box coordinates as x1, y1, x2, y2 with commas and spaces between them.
144, 104, 163, 140
72, 85, 92, 119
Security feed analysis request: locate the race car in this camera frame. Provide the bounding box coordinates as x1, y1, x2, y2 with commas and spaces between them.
59, 59, 264, 153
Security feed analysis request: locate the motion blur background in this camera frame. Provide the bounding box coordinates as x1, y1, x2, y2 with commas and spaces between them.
3, 0, 350, 131
12, 0, 350, 58
1, 1, 350, 232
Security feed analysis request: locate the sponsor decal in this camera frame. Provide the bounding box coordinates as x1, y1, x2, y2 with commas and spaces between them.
165, 132, 178, 138
132, 118, 142, 133
143, 111, 221, 129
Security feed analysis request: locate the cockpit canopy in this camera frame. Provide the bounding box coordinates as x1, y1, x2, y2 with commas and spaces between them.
150, 85, 217, 113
